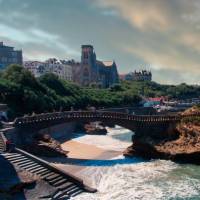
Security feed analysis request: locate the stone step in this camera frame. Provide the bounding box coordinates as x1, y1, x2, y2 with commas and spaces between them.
4, 154, 25, 159
2, 148, 96, 198
55, 185, 80, 199
17, 161, 36, 167
9, 159, 31, 165
37, 170, 55, 177
28, 167, 47, 173
56, 182, 73, 190
44, 173, 61, 181
52, 179, 69, 187
47, 176, 64, 184
7, 157, 30, 163
16, 162, 38, 169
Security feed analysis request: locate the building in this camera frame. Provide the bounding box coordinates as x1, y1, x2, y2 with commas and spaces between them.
124, 73, 134, 81
121, 70, 152, 81
97, 60, 119, 88
24, 61, 46, 77
143, 97, 165, 107
60, 59, 80, 83
0, 42, 23, 69
24, 59, 73, 81
132, 70, 152, 81
45, 58, 73, 81
24, 45, 119, 87
78, 45, 119, 87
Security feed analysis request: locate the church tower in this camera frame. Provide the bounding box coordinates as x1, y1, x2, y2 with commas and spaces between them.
81, 45, 98, 86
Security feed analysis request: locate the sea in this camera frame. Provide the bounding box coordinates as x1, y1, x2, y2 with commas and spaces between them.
71, 126, 200, 200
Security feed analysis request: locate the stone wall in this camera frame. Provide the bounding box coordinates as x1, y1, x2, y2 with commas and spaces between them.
38, 121, 77, 141
3, 122, 77, 147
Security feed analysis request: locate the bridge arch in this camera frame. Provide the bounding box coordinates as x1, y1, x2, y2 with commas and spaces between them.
13, 111, 183, 136
3, 111, 199, 148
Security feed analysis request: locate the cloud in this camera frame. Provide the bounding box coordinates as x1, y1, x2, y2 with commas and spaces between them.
152, 68, 200, 85
124, 44, 200, 74
0, 0, 81, 60
0, 23, 79, 59
95, 0, 178, 31
0, 0, 200, 84
101, 10, 119, 17
94, 0, 200, 84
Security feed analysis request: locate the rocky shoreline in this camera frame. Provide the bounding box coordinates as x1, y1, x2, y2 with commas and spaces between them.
25, 134, 69, 157
124, 107, 200, 164
84, 122, 107, 135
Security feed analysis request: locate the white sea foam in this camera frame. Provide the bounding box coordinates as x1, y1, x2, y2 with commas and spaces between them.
71, 127, 200, 200
106, 126, 131, 136
72, 159, 200, 200
73, 126, 132, 151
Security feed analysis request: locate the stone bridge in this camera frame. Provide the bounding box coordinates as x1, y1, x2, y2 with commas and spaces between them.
2, 111, 198, 147
13, 111, 183, 130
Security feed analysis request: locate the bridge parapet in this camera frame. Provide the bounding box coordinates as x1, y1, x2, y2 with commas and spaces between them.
13, 111, 200, 127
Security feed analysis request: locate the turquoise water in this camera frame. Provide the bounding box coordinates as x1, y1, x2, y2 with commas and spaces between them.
71, 127, 200, 200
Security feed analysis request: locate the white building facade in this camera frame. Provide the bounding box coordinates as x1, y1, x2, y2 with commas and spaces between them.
24, 59, 73, 81
24, 61, 46, 77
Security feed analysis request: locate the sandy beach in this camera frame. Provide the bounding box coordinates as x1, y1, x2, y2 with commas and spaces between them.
52, 140, 122, 175
61, 140, 122, 160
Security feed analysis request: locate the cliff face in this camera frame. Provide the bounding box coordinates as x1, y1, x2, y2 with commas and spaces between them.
124, 106, 200, 164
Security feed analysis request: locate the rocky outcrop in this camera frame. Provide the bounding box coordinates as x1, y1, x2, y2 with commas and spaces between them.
0, 162, 37, 200
0, 156, 57, 200
124, 107, 200, 164
26, 134, 69, 157
84, 122, 107, 135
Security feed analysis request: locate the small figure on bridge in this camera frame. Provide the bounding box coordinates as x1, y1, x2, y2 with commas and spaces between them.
31, 112, 36, 116
59, 106, 63, 112
70, 106, 74, 111
6, 140, 15, 152
88, 106, 96, 112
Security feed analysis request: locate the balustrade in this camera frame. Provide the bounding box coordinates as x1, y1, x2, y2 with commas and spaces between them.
13, 111, 200, 127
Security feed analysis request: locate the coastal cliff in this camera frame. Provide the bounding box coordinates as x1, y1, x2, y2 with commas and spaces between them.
124, 106, 200, 164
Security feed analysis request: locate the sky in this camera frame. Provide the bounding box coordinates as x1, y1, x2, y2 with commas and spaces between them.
0, 0, 200, 85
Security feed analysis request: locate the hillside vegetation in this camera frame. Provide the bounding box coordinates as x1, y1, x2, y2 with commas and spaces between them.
0, 65, 200, 119
120, 80, 200, 99
0, 65, 140, 118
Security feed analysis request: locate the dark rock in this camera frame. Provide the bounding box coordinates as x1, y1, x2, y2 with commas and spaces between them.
0, 157, 37, 199
26, 134, 69, 157
124, 123, 200, 165
84, 122, 107, 135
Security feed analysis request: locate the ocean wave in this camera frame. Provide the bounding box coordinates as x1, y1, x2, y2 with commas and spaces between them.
73, 127, 132, 151
72, 159, 200, 200
71, 127, 200, 200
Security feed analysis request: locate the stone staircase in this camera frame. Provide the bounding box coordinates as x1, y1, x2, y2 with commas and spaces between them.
1, 148, 97, 199
0, 132, 7, 152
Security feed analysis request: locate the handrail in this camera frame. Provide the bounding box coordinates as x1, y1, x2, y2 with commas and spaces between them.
13, 111, 200, 126
0, 132, 7, 152
14, 148, 96, 192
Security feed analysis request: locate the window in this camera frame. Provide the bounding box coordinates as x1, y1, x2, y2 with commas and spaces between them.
11, 52, 17, 57
83, 68, 89, 77
83, 52, 88, 59
1, 57, 7, 62
13, 58, 17, 63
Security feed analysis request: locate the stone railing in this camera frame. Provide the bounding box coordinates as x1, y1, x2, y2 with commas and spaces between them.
0, 132, 7, 152
13, 111, 198, 127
